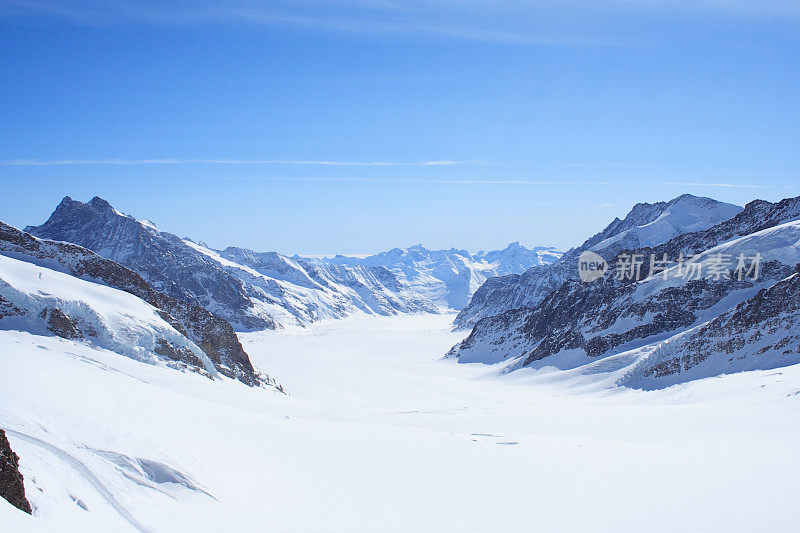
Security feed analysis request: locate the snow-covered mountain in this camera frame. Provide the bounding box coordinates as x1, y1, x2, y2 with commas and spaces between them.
26, 197, 438, 330
0, 221, 277, 388
454, 194, 742, 329
26, 196, 556, 329
447, 195, 800, 388
5, 194, 800, 531
321, 242, 562, 309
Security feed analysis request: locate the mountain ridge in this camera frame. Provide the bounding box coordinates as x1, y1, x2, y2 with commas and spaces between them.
454, 193, 742, 329
26, 196, 560, 328
447, 194, 800, 389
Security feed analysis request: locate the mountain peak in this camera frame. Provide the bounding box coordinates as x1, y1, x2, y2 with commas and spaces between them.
667, 193, 721, 208
88, 196, 116, 213
52, 195, 80, 212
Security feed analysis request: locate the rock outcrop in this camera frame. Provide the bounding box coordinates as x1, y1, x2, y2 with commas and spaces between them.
0, 429, 32, 514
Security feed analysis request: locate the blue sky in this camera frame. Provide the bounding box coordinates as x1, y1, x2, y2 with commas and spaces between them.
1, 1, 798, 255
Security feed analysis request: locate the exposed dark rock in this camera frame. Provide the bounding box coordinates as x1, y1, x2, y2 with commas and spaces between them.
636, 263, 800, 382
0, 295, 24, 319
38, 308, 83, 340
24, 196, 447, 330
0, 429, 32, 514
154, 338, 205, 369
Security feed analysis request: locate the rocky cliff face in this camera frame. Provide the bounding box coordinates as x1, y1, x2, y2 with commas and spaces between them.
621, 263, 800, 389
0, 429, 32, 514
447, 195, 800, 388
0, 221, 277, 388
454, 194, 742, 329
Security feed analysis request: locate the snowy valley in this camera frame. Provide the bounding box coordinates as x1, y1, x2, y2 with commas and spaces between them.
2, 315, 800, 531
2, 193, 800, 532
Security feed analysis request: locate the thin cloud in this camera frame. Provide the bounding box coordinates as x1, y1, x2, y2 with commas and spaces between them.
0, 158, 487, 167
221, 177, 793, 189
1, 1, 725, 47
660, 181, 793, 189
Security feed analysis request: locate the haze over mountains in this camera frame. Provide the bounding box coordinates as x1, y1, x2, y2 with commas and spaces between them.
322, 242, 561, 309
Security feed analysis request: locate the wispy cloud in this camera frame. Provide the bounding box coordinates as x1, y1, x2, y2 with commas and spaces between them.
660, 181, 793, 189
12, 0, 773, 47
5, 0, 796, 45
220, 177, 793, 190
0, 158, 486, 167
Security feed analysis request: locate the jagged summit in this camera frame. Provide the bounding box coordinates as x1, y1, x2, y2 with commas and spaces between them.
581, 193, 741, 253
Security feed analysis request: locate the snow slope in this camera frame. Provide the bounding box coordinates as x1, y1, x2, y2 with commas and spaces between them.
0, 220, 271, 387
27, 196, 559, 328
2, 314, 800, 531
0, 254, 217, 377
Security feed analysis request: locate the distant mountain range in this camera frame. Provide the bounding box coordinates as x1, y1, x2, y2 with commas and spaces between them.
25, 196, 559, 330
320, 242, 561, 309
3, 192, 800, 390
448, 194, 800, 389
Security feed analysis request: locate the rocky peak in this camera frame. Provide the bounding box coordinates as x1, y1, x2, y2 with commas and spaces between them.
88, 196, 115, 212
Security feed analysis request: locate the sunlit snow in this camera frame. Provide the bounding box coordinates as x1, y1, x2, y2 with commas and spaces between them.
2, 314, 799, 531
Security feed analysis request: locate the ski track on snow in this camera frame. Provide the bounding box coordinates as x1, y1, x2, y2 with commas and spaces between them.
4, 428, 150, 533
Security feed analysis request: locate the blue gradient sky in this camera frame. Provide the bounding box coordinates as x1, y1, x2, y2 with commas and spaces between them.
1, 1, 798, 255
